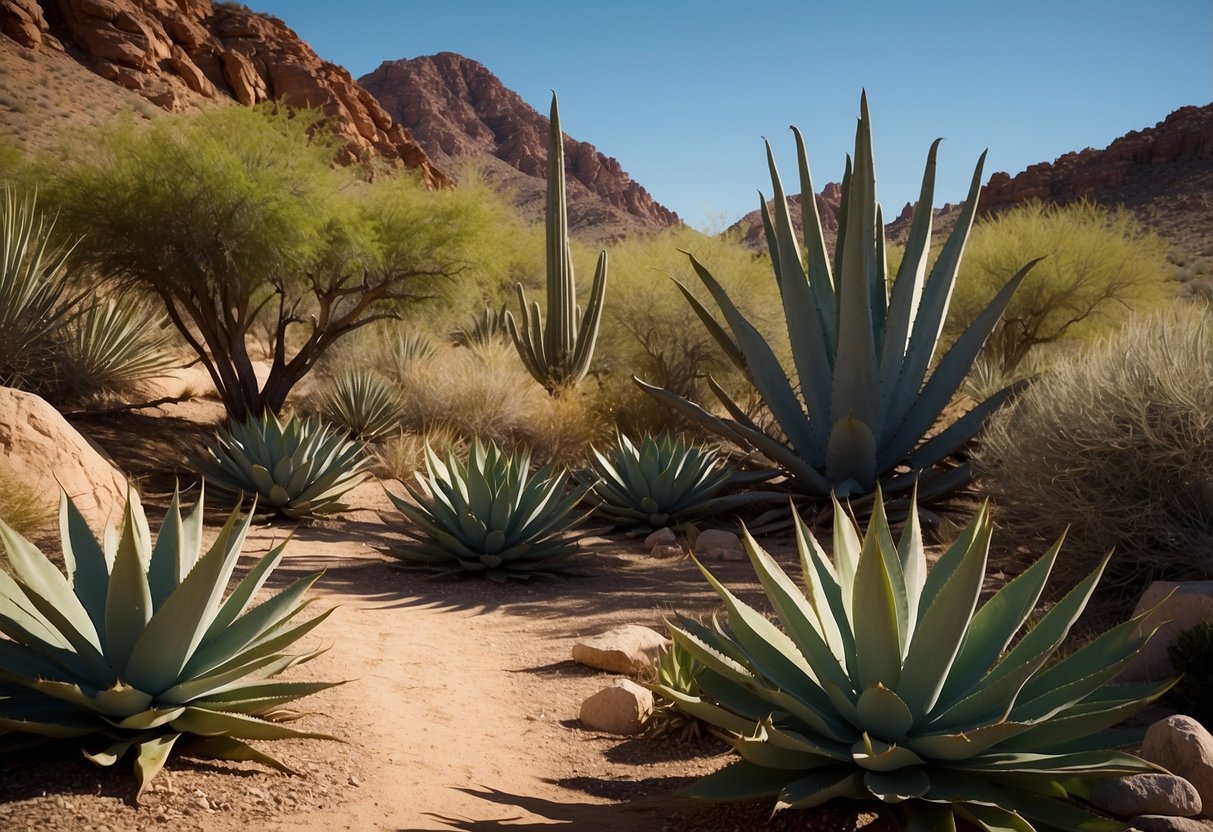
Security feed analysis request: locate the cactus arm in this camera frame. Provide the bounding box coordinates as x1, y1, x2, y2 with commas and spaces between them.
569, 250, 607, 382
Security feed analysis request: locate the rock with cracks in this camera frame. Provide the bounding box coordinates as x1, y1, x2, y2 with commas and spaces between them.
572, 625, 669, 675
578, 680, 652, 735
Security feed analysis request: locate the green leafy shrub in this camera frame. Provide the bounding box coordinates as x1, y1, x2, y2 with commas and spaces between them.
656, 493, 1168, 829
951, 200, 1172, 374
320, 370, 401, 443
386, 439, 589, 581
976, 308, 1213, 595
583, 432, 768, 530
0, 489, 340, 799
1166, 620, 1213, 728
196, 412, 371, 519
639, 94, 1033, 503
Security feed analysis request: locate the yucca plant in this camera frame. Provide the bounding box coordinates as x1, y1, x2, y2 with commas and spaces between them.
656, 493, 1170, 831
0, 489, 340, 799
386, 439, 590, 581
0, 186, 74, 392
583, 432, 770, 529
388, 331, 436, 370
196, 412, 371, 519
320, 370, 401, 443
452, 305, 511, 349
507, 93, 608, 395
55, 296, 177, 400
638, 94, 1037, 502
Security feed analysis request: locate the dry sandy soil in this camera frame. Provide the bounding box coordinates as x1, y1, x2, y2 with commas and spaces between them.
0, 399, 898, 832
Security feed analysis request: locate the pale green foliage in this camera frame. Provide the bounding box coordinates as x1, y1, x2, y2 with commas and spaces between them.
54, 297, 175, 401
602, 226, 778, 402
951, 200, 1172, 373
0, 490, 339, 799
976, 307, 1213, 594
658, 493, 1167, 830
585, 432, 760, 529
319, 370, 401, 443
640, 95, 1032, 502
451, 305, 511, 349
196, 412, 371, 519
386, 440, 589, 581
507, 94, 608, 394
41, 105, 492, 419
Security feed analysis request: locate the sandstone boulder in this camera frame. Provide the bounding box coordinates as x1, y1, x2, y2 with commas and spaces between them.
1088, 773, 1201, 818
1122, 582, 1213, 682
572, 625, 669, 675
644, 527, 676, 549
1144, 716, 1213, 819
0, 387, 128, 531
1130, 816, 1213, 831
695, 529, 745, 561
578, 679, 653, 735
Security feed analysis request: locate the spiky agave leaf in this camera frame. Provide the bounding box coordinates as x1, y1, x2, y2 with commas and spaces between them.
637, 94, 1037, 502
0, 488, 341, 800
196, 412, 372, 519
505, 93, 608, 395
656, 492, 1170, 830
385, 439, 591, 581
320, 370, 401, 443
582, 432, 775, 529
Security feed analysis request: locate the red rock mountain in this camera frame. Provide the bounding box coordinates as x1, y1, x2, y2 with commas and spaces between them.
360, 52, 681, 240
729, 103, 1213, 260
0, 0, 448, 187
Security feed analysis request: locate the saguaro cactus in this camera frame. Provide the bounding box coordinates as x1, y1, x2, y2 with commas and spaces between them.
507, 93, 608, 395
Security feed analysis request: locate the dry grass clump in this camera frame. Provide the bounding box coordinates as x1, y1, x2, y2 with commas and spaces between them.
976, 306, 1213, 598
0, 471, 50, 541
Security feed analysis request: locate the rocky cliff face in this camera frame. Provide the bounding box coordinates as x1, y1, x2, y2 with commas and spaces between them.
0, 0, 448, 187
360, 52, 681, 237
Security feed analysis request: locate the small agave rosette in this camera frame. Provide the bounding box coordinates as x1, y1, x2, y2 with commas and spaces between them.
386, 439, 590, 581
196, 412, 371, 518
0, 488, 340, 799
655, 494, 1171, 831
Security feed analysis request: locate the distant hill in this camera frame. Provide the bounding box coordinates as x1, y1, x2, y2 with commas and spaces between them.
727, 103, 1213, 269
360, 52, 682, 244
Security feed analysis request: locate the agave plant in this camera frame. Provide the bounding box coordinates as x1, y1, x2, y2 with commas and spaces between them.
584, 432, 770, 529
656, 494, 1170, 831
320, 370, 401, 442
196, 412, 371, 519
647, 634, 708, 740
506, 93, 608, 395
0, 489, 340, 799
452, 305, 511, 349
638, 94, 1038, 502
386, 439, 590, 581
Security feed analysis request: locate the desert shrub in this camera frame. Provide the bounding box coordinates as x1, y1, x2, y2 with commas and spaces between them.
1165, 620, 1213, 727
374, 424, 464, 482
0, 470, 49, 540
976, 307, 1213, 596
950, 200, 1172, 374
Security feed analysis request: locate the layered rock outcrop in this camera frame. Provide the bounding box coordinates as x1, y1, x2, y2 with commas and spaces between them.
360, 52, 680, 232
0, 0, 448, 187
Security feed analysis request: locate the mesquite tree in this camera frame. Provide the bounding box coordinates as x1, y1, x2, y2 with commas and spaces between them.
42, 106, 485, 419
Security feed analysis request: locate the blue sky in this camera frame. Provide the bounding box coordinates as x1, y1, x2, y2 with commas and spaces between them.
249, 1, 1211, 231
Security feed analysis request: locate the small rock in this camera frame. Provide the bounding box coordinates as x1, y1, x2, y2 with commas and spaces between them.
644, 527, 677, 549
1089, 773, 1201, 818
1130, 816, 1213, 831
650, 544, 683, 559
1122, 581, 1213, 682
695, 529, 745, 561
1144, 716, 1213, 819
578, 679, 653, 734
572, 624, 669, 674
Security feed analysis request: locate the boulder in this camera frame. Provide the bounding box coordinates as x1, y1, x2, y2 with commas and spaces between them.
0, 387, 128, 530
578, 680, 653, 735
1130, 817, 1213, 831
1088, 773, 1201, 818
572, 625, 669, 675
1144, 716, 1213, 819
1122, 582, 1213, 682
695, 529, 745, 561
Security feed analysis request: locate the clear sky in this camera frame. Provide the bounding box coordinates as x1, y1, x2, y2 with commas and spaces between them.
248, 1, 1211, 231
